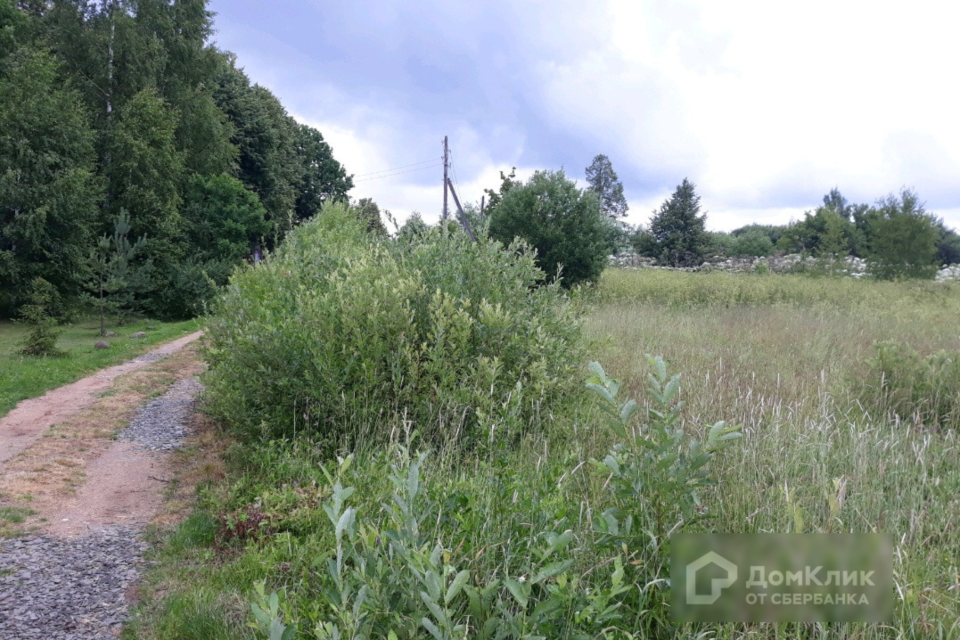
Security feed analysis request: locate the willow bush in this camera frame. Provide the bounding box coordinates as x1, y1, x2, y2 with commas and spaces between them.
203, 202, 585, 451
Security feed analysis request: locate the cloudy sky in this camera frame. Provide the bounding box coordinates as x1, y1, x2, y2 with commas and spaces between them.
208, 0, 960, 231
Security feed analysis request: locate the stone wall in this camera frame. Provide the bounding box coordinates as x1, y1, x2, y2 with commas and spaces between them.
609, 252, 960, 281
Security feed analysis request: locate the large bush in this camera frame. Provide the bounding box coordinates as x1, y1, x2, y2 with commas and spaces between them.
487, 169, 608, 287
204, 202, 585, 450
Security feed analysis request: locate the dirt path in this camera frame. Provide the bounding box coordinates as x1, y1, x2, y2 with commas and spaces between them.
0, 336, 210, 638
0, 331, 203, 465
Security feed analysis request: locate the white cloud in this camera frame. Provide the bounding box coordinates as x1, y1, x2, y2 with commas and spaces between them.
214, 0, 960, 230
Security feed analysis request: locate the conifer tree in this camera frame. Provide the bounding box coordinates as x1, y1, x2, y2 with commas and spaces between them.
649, 178, 708, 267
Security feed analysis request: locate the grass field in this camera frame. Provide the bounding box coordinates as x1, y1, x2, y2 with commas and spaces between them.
586, 270, 960, 636
0, 317, 201, 419
128, 269, 960, 640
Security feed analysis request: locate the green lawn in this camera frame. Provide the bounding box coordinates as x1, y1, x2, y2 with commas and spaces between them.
0, 317, 202, 420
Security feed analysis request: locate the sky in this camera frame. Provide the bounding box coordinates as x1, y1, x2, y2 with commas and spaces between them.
208, 0, 960, 232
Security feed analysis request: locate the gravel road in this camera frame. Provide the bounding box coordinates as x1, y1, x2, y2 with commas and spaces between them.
0, 376, 203, 638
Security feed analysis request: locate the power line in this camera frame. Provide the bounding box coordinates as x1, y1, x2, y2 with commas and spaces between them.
353, 163, 443, 183
450, 151, 464, 199
353, 158, 440, 178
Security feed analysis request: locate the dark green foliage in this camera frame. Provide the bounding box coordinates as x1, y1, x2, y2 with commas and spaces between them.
731, 223, 788, 246
105, 87, 184, 246
213, 59, 300, 240
481, 166, 518, 216
84, 209, 146, 336
584, 153, 628, 218
867, 190, 939, 280
0, 0, 28, 57
865, 341, 960, 430
0, 46, 102, 311
294, 124, 353, 222
937, 225, 960, 266
203, 202, 585, 451
17, 277, 64, 356
182, 174, 269, 265
631, 226, 659, 258
705, 230, 774, 258
487, 170, 608, 287
350, 197, 388, 236
730, 229, 774, 257
777, 206, 857, 257
648, 178, 708, 267
0, 1, 354, 322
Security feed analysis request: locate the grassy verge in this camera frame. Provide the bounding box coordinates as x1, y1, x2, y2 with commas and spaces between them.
129, 269, 960, 639
0, 317, 201, 419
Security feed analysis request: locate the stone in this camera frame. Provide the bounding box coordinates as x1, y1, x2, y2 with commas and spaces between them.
129, 331, 146, 338
104, 331, 116, 337
94, 341, 110, 350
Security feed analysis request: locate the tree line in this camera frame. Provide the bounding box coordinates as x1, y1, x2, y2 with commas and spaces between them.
0, 0, 354, 321
468, 153, 960, 286
632, 185, 960, 279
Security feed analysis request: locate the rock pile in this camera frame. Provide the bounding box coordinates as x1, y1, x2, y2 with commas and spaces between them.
609, 252, 960, 281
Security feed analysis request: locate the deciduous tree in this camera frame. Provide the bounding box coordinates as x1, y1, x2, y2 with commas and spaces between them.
488, 170, 608, 286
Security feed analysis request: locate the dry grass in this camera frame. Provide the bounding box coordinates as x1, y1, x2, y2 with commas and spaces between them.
149, 409, 232, 529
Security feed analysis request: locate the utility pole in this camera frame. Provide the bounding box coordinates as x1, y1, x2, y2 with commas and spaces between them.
442, 136, 449, 221
447, 178, 476, 243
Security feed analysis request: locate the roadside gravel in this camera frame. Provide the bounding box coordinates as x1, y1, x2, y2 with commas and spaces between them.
117, 377, 204, 452
0, 376, 204, 638
0, 528, 148, 639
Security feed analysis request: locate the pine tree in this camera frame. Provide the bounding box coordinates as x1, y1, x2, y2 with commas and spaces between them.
649, 178, 707, 267
585, 154, 628, 218
85, 210, 146, 336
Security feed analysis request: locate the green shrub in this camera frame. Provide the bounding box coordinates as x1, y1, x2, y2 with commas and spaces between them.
203, 202, 585, 451
864, 341, 960, 430
17, 277, 65, 356
487, 169, 609, 287
245, 358, 740, 640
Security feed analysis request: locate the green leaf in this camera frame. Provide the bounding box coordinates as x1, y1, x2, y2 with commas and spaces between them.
251, 602, 270, 628
663, 375, 680, 404
421, 617, 443, 640
532, 559, 573, 585
619, 399, 638, 424
504, 578, 529, 608
445, 570, 470, 605
335, 507, 355, 543
588, 361, 606, 380
543, 529, 574, 560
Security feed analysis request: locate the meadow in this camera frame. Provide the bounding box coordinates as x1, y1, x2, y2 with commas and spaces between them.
0, 318, 201, 419
130, 262, 960, 640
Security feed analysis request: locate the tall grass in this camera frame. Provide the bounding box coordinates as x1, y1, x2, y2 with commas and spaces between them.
133, 268, 960, 639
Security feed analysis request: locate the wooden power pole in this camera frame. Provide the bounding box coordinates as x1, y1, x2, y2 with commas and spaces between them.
442, 136, 449, 221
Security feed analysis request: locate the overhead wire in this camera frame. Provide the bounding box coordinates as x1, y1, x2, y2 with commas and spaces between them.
352, 158, 440, 178
353, 162, 443, 183
450, 149, 464, 199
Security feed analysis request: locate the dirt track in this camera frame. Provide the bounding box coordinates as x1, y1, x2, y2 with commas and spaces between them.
0, 333, 208, 637
0, 331, 203, 465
